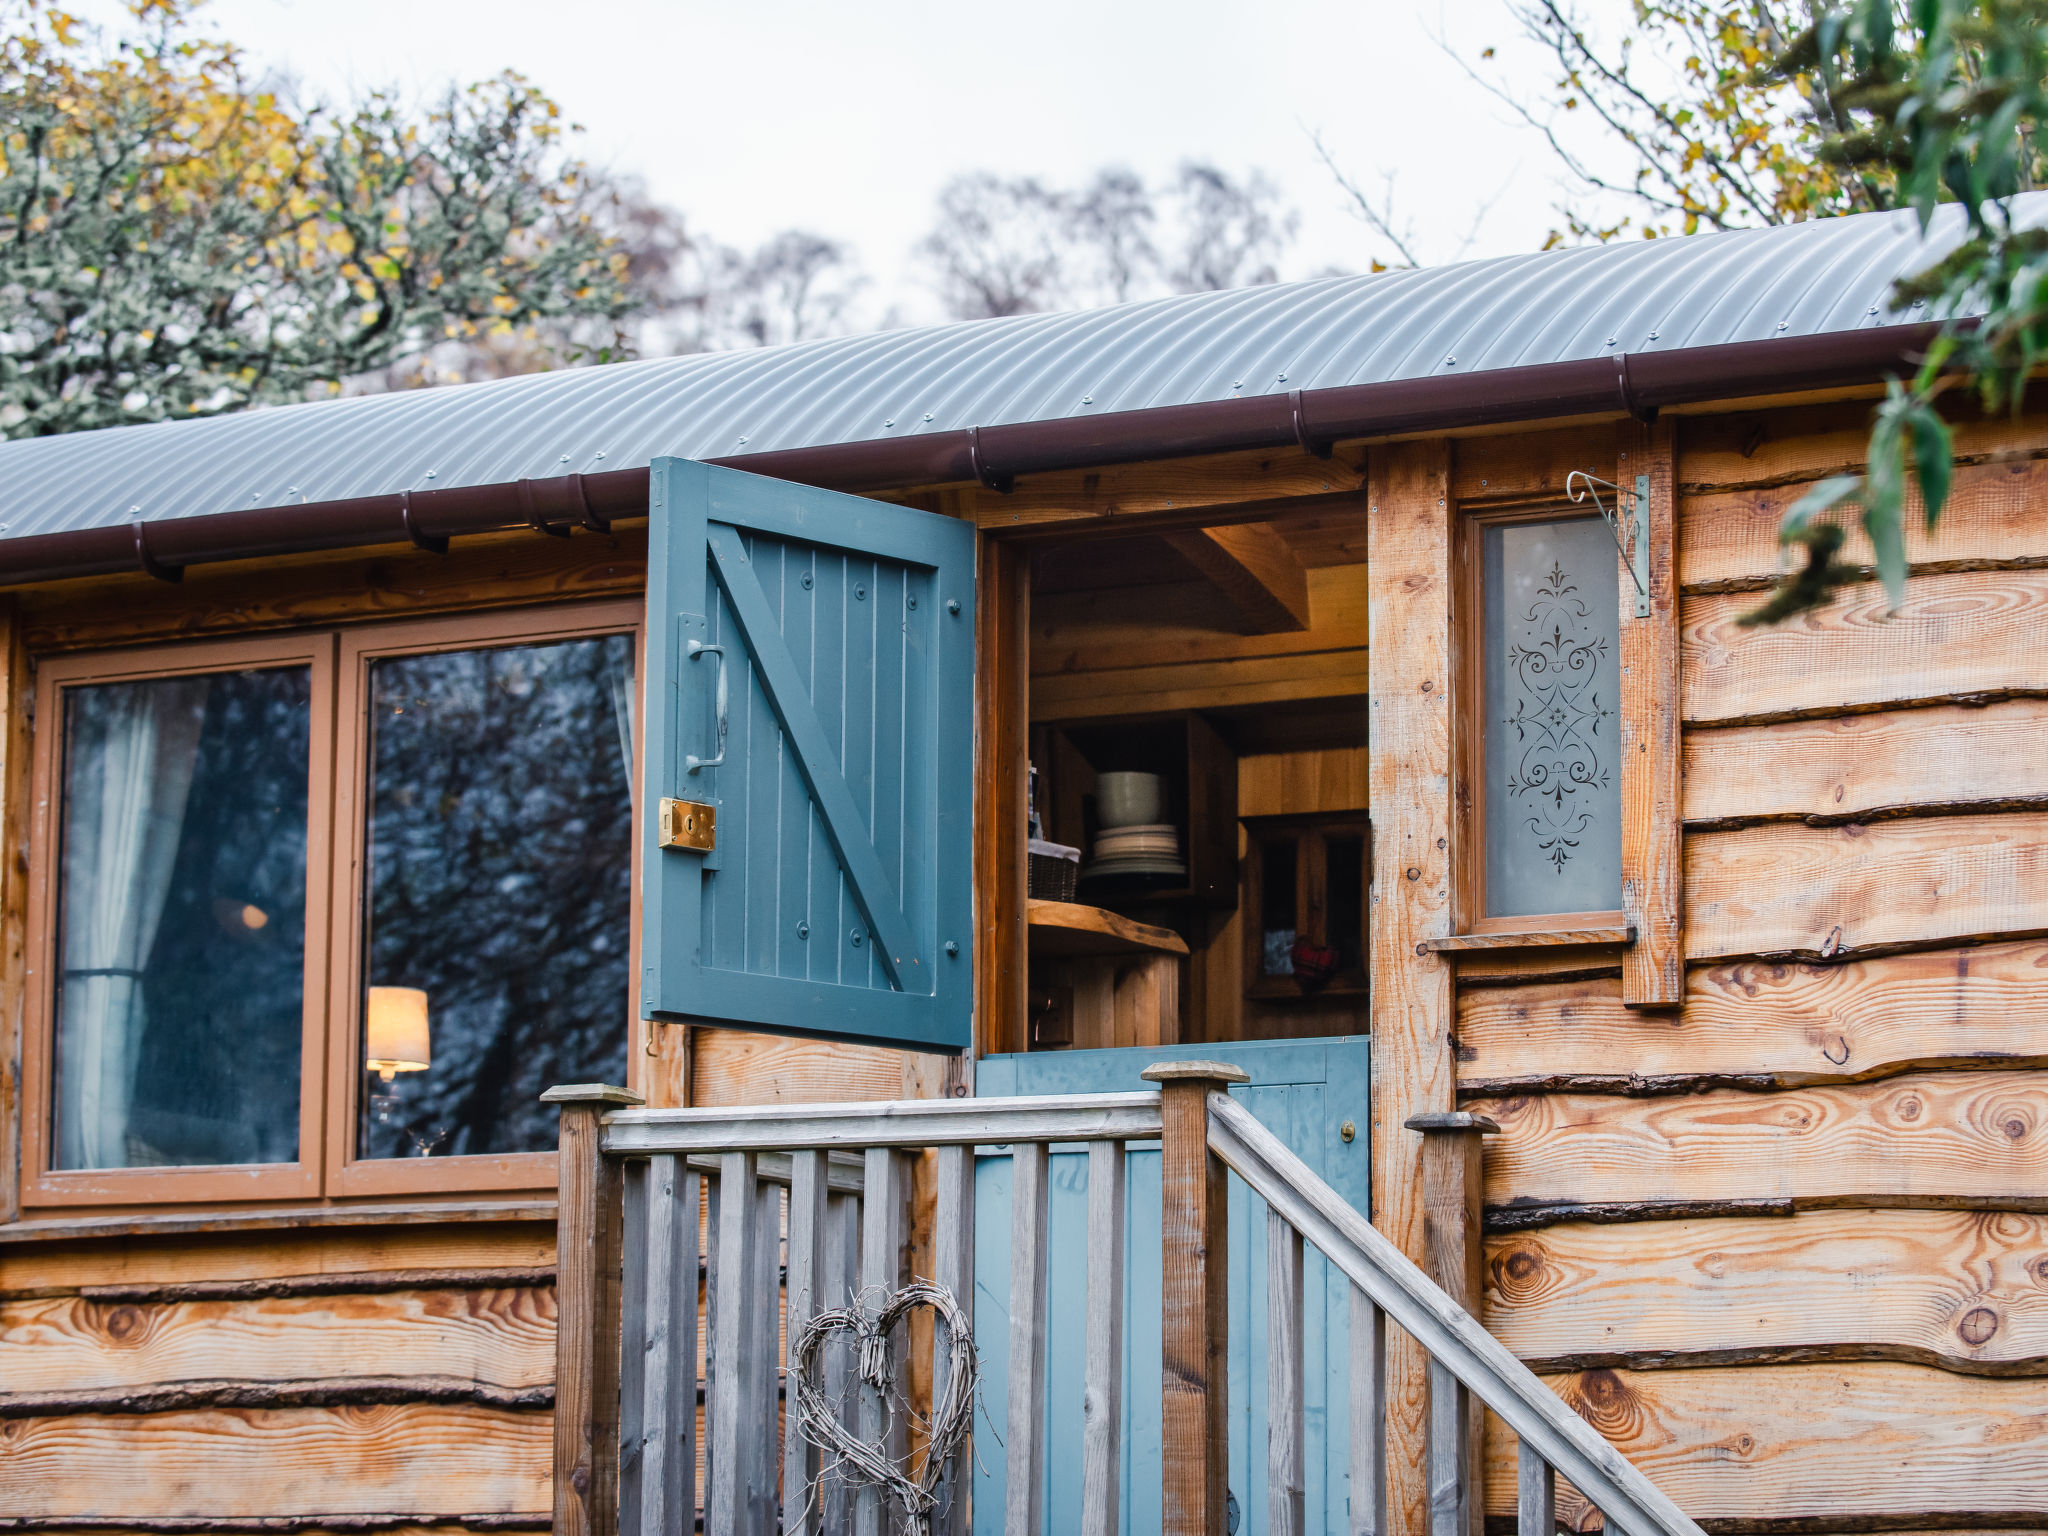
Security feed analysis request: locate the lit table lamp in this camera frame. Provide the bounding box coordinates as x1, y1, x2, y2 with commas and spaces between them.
366, 986, 431, 1083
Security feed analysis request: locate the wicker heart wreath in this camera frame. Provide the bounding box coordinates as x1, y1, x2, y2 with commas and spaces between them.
790, 1279, 979, 1536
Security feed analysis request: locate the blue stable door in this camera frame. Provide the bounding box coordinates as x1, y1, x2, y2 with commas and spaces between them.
972, 1037, 1371, 1536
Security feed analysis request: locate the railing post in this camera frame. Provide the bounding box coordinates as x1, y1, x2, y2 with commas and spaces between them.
1143, 1059, 1251, 1536
543, 1083, 644, 1536
1406, 1110, 1500, 1536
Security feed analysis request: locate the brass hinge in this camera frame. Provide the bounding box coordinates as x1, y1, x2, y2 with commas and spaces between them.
658, 797, 716, 851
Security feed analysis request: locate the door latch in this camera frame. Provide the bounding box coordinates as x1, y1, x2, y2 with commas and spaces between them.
658, 797, 716, 851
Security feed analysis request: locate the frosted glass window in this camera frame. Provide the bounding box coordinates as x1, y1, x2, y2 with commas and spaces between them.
1482, 516, 1622, 917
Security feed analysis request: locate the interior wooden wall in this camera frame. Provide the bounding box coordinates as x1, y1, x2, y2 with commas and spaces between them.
1455, 403, 2048, 1533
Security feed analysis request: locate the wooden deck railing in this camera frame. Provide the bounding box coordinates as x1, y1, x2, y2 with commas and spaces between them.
546, 1068, 1706, 1536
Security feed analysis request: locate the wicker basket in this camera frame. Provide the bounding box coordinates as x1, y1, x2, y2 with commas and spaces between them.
1026, 838, 1081, 902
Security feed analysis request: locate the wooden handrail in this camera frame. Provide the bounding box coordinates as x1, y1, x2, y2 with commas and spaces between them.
601, 1090, 1164, 1153
1203, 1090, 1707, 1536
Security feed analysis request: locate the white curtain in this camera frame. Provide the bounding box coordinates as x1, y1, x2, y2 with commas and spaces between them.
606, 643, 635, 789
56, 678, 208, 1169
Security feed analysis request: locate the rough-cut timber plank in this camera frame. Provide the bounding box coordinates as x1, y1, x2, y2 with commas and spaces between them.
0, 1204, 557, 1250
1031, 647, 1370, 721
1686, 812, 2048, 962
1030, 566, 1367, 676
1239, 746, 1370, 816
0, 1377, 553, 1417
1620, 418, 1683, 1006
1476, 1070, 2048, 1215
18, 526, 647, 654
0, 1286, 554, 1395
977, 533, 1030, 1056
0, 1403, 551, 1518
1455, 943, 2048, 1094
0, 1227, 559, 1300
1162, 522, 1312, 632
689, 1030, 905, 1106
1486, 1208, 2048, 1375
1678, 399, 2048, 493
1682, 570, 2048, 726
1480, 1363, 2048, 1526
0, 601, 26, 1227
1450, 425, 1604, 505
1026, 900, 1188, 957
1681, 455, 2048, 593
1369, 437, 1457, 1536
0, 1521, 549, 1534
983, 446, 1365, 531
1422, 927, 1632, 954
1684, 700, 2048, 829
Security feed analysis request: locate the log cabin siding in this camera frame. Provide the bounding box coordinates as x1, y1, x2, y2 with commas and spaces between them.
1457, 403, 2048, 1533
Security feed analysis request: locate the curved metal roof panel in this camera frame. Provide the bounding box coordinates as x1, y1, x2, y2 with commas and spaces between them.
0, 195, 2027, 543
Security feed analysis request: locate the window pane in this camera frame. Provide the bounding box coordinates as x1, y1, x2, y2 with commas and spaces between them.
359, 635, 633, 1159
1259, 836, 1298, 975
1483, 516, 1622, 917
1326, 833, 1365, 975
53, 667, 310, 1169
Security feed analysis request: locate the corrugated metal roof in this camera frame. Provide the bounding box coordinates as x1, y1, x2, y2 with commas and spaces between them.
0, 195, 2026, 543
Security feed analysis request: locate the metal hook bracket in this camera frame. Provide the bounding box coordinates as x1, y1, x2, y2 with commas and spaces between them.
1566, 470, 1652, 618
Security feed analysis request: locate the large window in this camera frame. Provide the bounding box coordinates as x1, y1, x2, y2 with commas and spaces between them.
23, 604, 640, 1209
1460, 511, 1624, 928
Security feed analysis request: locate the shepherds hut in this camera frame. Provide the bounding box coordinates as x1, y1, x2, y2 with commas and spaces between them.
0, 195, 2042, 1536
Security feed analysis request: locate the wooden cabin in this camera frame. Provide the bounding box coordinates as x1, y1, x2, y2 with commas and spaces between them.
1, 198, 2043, 1536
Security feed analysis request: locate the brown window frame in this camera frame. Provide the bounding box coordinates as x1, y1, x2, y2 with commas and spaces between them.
1452, 500, 1629, 938
19, 599, 644, 1213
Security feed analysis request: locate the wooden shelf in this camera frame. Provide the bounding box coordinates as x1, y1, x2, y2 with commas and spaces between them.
1418, 923, 1634, 954
1027, 900, 1189, 959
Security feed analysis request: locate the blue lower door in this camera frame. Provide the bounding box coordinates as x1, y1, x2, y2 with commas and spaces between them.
971, 1037, 1371, 1536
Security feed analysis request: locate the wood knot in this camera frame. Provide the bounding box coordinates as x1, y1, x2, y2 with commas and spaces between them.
1494, 1246, 1550, 1300
1957, 1306, 2001, 1346
99, 1303, 145, 1343
1896, 1095, 1921, 1122
2004, 1115, 2032, 1141
1567, 1369, 1645, 1440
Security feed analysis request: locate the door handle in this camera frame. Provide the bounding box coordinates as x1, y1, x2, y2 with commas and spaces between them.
685, 639, 727, 772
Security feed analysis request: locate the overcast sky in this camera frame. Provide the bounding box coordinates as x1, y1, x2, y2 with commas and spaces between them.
154, 0, 1642, 327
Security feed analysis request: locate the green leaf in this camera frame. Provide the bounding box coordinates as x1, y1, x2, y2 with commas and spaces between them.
1862, 406, 1909, 610
1780, 473, 1863, 539
1909, 402, 1952, 532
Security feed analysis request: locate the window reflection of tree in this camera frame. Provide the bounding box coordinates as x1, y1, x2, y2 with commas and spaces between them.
133, 668, 311, 1167
360, 636, 632, 1160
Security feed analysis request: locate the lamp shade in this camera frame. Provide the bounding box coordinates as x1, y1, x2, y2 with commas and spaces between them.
366, 986, 431, 1081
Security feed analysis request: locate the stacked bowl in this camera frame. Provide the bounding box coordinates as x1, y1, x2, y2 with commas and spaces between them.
1084, 772, 1185, 880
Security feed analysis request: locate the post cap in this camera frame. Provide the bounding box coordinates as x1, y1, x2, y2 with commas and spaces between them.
540, 1083, 645, 1106
1141, 1059, 1251, 1085
1403, 1110, 1501, 1134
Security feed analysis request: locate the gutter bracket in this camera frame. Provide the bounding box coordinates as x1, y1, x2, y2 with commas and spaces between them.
1566, 471, 1652, 618
519, 478, 574, 537
1289, 389, 1334, 459
568, 474, 611, 534
967, 426, 1014, 494
132, 521, 182, 584
399, 490, 449, 555
1613, 352, 1658, 424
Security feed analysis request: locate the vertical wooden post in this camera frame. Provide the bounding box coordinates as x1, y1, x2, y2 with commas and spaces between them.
0, 600, 26, 1228
933, 1144, 977, 1536
1143, 1059, 1251, 1536
860, 1148, 910, 1536
786, 1151, 830, 1536
1006, 1139, 1051, 1536
543, 1083, 642, 1536
1406, 1111, 1500, 1536
1517, 1438, 1556, 1536
1368, 438, 1457, 1536
1349, 1286, 1388, 1536
975, 533, 1030, 1057
1618, 416, 1683, 1007
1080, 1139, 1127, 1536
1267, 1207, 1307, 1536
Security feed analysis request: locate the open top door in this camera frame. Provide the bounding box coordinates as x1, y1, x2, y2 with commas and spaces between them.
640, 458, 976, 1052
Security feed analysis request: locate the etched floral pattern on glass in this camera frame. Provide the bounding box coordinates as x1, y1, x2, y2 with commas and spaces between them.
1482, 516, 1622, 917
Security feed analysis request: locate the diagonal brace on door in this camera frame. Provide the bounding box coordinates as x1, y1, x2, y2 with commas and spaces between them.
706, 525, 920, 990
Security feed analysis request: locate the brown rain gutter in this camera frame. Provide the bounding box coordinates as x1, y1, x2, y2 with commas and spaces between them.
0, 322, 1941, 589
